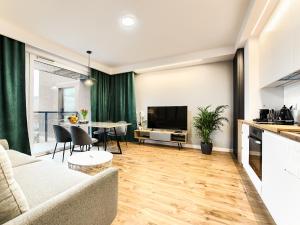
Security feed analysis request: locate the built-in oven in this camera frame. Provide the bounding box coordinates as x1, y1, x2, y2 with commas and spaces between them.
248, 126, 263, 180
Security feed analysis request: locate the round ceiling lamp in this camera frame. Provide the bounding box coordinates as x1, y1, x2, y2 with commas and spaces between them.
120, 14, 137, 28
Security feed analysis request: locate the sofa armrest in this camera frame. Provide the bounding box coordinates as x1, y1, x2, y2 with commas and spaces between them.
0, 139, 9, 150
4, 167, 118, 225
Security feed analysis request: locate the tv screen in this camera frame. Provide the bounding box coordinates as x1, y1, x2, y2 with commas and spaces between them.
147, 106, 187, 130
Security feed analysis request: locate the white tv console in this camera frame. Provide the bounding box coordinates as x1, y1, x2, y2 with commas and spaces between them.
134, 129, 188, 150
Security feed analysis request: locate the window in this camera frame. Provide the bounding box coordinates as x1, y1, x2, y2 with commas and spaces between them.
62, 87, 76, 112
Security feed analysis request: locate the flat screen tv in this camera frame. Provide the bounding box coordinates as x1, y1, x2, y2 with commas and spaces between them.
147, 106, 187, 130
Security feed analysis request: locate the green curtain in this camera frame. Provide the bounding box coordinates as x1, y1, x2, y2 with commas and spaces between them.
91, 70, 137, 141
109, 72, 137, 141
0, 36, 31, 155
91, 69, 110, 122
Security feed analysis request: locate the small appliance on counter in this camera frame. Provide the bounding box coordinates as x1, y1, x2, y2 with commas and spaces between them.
253, 105, 295, 125
258, 109, 269, 122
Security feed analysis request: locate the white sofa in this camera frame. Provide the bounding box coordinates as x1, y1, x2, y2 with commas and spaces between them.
0, 140, 118, 225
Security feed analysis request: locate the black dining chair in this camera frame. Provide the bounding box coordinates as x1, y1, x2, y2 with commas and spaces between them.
53, 125, 72, 162
93, 128, 107, 148
92, 121, 113, 151
70, 126, 98, 154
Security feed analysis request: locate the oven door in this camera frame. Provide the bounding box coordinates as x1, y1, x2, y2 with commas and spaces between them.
248, 136, 262, 180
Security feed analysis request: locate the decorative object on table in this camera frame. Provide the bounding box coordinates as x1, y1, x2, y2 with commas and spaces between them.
80, 108, 89, 123
138, 111, 146, 129
193, 105, 228, 155
68, 115, 79, 124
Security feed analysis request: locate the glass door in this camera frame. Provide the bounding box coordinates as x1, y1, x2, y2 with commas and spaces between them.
26, 52, 91, 156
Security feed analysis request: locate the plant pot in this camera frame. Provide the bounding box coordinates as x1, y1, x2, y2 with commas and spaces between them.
201, 142, 213, 155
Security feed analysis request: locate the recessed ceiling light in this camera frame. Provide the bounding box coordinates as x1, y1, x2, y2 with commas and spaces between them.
120, 15, 137, 27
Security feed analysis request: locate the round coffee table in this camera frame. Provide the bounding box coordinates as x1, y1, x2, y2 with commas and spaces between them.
68, 151, 113, 175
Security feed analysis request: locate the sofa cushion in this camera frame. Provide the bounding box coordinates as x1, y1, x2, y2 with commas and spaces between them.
0, 139, 9, 150
6, 150, 40, 168
13, 160, 89, 208
0, 145, 29, 224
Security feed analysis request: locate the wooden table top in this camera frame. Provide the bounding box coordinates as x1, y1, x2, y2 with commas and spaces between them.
241, 120, 300, 133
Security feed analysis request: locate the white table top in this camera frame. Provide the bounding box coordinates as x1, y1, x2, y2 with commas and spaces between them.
88, 122, 131, 128
60, 121, 131, 129
68, 151, 113, 167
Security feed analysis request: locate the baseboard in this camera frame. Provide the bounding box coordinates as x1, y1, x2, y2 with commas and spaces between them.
140, 140, 232, 152
184, 143, 232, 152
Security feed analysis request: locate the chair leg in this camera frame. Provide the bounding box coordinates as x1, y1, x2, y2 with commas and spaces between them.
62, 143, 66, 162
71, 145, 74, 156
52, 143, 58, 159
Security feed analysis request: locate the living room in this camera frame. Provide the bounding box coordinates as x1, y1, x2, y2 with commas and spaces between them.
1, 0, 300, 225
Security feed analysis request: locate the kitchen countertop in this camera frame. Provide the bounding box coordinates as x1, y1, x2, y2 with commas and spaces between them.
240, 120, 300, 142
280, 131, 300, 142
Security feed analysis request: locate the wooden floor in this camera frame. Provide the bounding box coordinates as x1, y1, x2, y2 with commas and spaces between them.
111, 143, 274, 225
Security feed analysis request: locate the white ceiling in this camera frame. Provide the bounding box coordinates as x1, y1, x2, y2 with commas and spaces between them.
0, 0, 250, 69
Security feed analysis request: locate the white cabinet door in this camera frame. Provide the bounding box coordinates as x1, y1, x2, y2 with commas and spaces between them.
259, 31, 293, 86
281, 140, 300, 225
241, 124, 249, 166
262, 132, 300, 225
291, 0, 300, 72
262, 132, 287, 225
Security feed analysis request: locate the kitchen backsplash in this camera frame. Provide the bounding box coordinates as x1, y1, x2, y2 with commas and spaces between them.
284, 81, 300, 123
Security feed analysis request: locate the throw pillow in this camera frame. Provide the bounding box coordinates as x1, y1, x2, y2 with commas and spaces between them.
0, 145, 29, 224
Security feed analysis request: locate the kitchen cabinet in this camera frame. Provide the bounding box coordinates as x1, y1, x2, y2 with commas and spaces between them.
241, 124, 262, 194
292, 0, 300, 72
259, 30, 293, 87
262, 131, 300, 225
241, 124, 249, 166
258, 1, 300, 87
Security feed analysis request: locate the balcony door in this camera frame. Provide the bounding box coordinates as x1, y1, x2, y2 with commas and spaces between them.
58, 87, 76, 120
26, 53, 90, 156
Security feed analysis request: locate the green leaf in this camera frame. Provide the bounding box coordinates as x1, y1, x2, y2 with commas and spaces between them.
193, 105, 228, 144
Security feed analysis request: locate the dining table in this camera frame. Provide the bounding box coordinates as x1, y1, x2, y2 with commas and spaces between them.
60, 121, 131, 154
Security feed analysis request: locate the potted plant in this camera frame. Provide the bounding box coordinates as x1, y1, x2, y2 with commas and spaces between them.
193, 105, 228, 155
80, 109, 88, 121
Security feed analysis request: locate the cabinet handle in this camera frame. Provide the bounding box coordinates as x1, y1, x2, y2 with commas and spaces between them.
284, 168, 300, 180
248, 136, 261, 145
255, 140, 261, 145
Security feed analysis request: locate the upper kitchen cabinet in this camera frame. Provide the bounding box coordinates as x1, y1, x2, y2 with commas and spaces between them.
259, 1, 298, 87
291, 0, 300, 72
259, 30, 293, 87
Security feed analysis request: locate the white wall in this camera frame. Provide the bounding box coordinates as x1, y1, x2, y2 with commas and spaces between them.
284, 82, 300, 122
135, 61, 233, 150
244, 38, 261, 119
